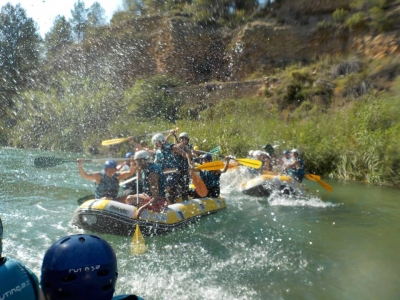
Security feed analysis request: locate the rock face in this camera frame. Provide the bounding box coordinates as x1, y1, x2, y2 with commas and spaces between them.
56, 0, 399, 100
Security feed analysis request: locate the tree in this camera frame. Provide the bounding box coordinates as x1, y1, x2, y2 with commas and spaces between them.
0, 3, 41, 126
70, 0, 88, 41
44, 15, 73, 58
87, 2, 106, 27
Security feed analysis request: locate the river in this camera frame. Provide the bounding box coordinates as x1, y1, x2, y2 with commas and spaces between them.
1, 147, 399, 300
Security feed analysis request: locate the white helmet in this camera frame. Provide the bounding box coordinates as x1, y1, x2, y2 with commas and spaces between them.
134, 150, 150, 160
248, 150, 254, 156
291, 149, 300, 155
151, 133, 165, 146
253, 150, 262, 157
179, 132, 189, 139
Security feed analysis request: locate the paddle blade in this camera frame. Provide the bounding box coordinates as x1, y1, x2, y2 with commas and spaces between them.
131, 224, 146, 255
191, 171, 208, 197
235, 158, 262, 169
195, 161, 225, 171
34, 157, 65, 168
305, 174, 321, 181
316, 178, 333, 192
209, 146, 221, 154
101, 137, 130, 146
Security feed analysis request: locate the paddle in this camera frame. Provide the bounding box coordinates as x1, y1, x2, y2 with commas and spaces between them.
191, 170, 208, 197
233, 158, 262, 169
34, 157, 126, 168
131, 171, 146, 255
305, 174, 333, 192
194, 161, 225, 171
196, 146, 221, 156
102, 128, 178, 146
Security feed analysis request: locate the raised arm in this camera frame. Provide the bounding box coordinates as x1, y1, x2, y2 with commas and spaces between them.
118, 157, 138, 181
76, 158, 101, 184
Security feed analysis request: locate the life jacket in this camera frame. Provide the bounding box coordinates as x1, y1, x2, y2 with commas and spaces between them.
0, 257, 40, 300
288, 158, 305, 181
158, 143, 179, 170
95, 171, 119, 199
199, 170, 221, 189
141, 163, 167, 198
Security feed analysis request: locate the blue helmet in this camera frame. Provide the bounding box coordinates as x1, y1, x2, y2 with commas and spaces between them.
282, 150, 290, 155
0, 258, 40, 300
125, 152, 134, 159
104, 160, 117, 170
41, 234, 118, 300
201, 153, 212, 161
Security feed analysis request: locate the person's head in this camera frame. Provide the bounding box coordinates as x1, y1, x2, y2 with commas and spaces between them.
104, 160, 117, 177
179, 132, 189, 144
248, 150, 254, 157
140, 140, 148, 148
151, 133, 165, 148
0, 217, 3, 256
282, 150, 290, 158
291, 149, 300, 157
201, 153, 212, 163
125, 152, 135, 164
41, 234, 118, 300
134, 150, 151, 168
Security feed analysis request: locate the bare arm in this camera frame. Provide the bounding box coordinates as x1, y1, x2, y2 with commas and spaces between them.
220, 156, 231, 174
136, 171, 161, 218
76, 159, 101, 184
165, 129, 179, 144
172, 145, 193, 169
118, 157, 138, 181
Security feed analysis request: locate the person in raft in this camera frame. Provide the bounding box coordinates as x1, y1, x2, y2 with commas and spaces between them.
124, 150, 167, 219
284, 149, 305, 183
0, 217, 43, 300
194, 153, 230, 198
40, 233, 144, 300
77, 158, 136, 202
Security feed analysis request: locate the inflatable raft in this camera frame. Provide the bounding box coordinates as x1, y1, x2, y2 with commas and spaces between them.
72, 197, 226, 236
239, 173, 302, 197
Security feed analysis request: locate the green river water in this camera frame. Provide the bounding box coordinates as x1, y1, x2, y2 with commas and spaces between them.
1, 147, 399, 300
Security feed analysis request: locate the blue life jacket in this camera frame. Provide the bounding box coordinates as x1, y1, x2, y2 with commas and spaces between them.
141, 163, 166, 197
95, 171, 119, 199
175, 143, 192, 171
200, 170, 221, 189
0, 257, 40, 300
159, 143, 179, 170
288, 158, 305, 181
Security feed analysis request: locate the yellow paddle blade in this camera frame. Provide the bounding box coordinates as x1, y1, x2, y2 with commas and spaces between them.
305, 174, 333, 192
305, 174, 321, 181
102, 137, 130, 146
315, 178, 333, 192
195, 161, 225, 171
191, 170, 208, 197
234, 158, 262, 169
131, 224, 146, 255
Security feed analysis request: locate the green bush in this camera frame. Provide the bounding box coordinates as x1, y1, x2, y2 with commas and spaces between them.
333, 8, 349, 23
345, 12, 367, 30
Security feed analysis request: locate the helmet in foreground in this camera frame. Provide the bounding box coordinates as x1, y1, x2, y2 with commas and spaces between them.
41, 234, 118, 300
179, 132, 189, 140
201, 153, 212, 162
104, 160, 117, 170
134, 150, 150, 161
151, 133, 165, 146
